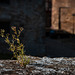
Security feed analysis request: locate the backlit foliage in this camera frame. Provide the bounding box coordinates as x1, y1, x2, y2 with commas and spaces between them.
0, 26, 30, 67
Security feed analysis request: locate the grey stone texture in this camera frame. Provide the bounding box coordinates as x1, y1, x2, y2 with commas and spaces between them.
0, 56, 75, 75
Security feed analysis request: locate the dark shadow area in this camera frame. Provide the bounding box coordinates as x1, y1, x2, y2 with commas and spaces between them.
46, 0, 52, 28
0, 29, 75, 59
45, 29, 75, 57
0, 37, 13, 60
0, 21, 10, 33
46, 29, 75, 39
0, 0, 10, 5
22, 29, 75, 58
0, 0, 75, 58
0, 53, 13, 60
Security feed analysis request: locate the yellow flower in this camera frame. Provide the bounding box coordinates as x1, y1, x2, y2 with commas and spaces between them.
17, 43, 24, 51
17, 46, 21, 51
1, 29, 5, 33
19, 27, 24, 31
17, 38, 20, 44
11, 26, 16, 31
19, 43, 23, 48
0, 29, 5, 37
1, 34, 5, 37
5, 37, 10, 44
9, 44, 15, 52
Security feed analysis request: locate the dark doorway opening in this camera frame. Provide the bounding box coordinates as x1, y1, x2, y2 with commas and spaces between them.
59, 7, 70, 29
0, 21, 10, 33
45, 0, 52, 36
46, 0, 52, 28
0, 0, 10, 5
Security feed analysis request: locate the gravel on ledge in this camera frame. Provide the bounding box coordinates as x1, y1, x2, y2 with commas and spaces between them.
0, 56, 75, 75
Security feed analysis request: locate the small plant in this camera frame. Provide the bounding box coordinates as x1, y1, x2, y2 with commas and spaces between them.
0, 26, 30, 67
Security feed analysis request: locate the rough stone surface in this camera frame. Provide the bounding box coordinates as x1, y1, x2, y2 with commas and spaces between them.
0, 56, 75, 75
52, 0, 75, 34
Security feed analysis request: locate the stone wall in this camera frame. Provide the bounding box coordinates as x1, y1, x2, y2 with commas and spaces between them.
0, 0, 46, 56
22, 0, 45, 56
1, 0, 75, 56
52, 0, 75, 34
